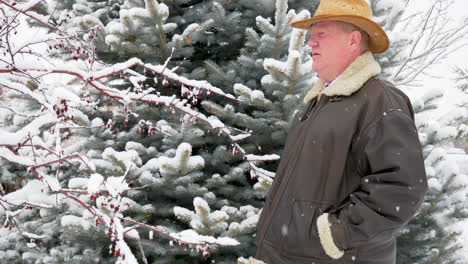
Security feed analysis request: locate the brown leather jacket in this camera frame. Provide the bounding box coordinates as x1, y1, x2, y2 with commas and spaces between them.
255, 52, 428, 264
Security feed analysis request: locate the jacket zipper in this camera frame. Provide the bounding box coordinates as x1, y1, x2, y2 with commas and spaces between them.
300, 98, 317, 121
258, 96, 328, 248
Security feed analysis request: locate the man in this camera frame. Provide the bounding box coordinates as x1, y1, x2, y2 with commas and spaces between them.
254, 0, 428, 263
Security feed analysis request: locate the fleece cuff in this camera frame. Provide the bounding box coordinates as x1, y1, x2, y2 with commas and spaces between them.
317, 213, 344, 259
248, 257, 266, 264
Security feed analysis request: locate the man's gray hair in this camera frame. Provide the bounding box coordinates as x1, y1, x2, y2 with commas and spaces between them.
337, 21, 370, 53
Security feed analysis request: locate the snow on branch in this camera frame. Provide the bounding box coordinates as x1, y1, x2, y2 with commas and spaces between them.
0, 3, 278, 262
389, 0, 468, 86
1, 60, 274, 182
121, 217, 240, 260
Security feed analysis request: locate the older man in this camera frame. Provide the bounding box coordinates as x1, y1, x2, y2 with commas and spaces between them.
254, 0, 427, 263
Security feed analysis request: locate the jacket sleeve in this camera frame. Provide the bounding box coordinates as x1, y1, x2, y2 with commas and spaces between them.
316, 109, 428, 259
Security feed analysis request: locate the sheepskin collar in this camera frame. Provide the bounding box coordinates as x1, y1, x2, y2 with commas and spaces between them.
304, 51, 381, 103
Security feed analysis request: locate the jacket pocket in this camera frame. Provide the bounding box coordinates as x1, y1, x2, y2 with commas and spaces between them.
282, 200, 329, 258
263, 199, 357, 263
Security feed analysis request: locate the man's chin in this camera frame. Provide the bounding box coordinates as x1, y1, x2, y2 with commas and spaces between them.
312, 64, 321, 74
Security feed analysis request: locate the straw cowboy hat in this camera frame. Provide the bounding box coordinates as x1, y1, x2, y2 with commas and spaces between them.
291, 0, 390, 53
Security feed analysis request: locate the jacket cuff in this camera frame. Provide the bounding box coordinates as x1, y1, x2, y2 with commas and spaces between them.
317, 213, 344, 259
248, 257, 266, 264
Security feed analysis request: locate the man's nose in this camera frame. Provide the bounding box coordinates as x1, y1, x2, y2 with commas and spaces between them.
308, 39, 318, 48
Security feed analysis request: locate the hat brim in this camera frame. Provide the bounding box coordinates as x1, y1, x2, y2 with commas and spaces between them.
291, 15, 390, 54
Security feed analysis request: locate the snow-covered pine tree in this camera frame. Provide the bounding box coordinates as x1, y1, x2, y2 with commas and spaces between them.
453, 67, 468, 152
396, 81, 468, 263
0, 0, 255, 263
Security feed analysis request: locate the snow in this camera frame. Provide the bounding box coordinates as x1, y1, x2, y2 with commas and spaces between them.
250, 164, 275, 182
22, 232, 47, 240
256, 16, 276, 36
169, 229, 240, 246
230, 134, 251, 141
229, 213, 258, 234
26, 242, 38, 248
251, 90, 267, 101
138, 158, 160, 173
125, 141, 147, 154
193, 197, 209, 214
16, 0, 43, 11
105, 35, 121, 46
174, 206, 196, 220
82, 14, 105, 28
105, 176, 130, 197
102, 147, 142, 168
124, 228, 140, 240
112, 218, 138, 264
281, 224, 288, 236
129, 7, 150, 19
0, 147, 36, 167
44, 176, 61, 192
427, 178, 441, 192
87, 174, 104, 194
61, 215, 91, 230
245, 154, 280, 161
72, 4, 92, 14
159, 143, 205, 177
0, 180, 57, 215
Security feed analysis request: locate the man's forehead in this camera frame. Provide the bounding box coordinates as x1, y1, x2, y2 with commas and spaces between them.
310, 20, 340, 31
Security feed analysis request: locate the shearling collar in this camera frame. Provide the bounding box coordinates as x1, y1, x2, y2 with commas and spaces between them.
304, 51, 381, 103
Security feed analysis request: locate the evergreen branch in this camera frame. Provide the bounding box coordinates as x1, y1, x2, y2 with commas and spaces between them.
275, 0, 287, 34
293, 30, 306, 51
204, 60, 227, 80
0, 105, 40, 118
275, 37, 281, 59
145, 0, 158, 19
197, 205, 210, 230
256, 18, 276, 36
121, 216, 240, 249
422, 173, 456, 216
144, 0, 168, 62
223, 0, 235, 9
245, 28, 260, 43
156, 23, 168, 62
264, 65, 289, 80
212, 2, 226, 24
287, 57, 299, 96
107, 155, 128, 173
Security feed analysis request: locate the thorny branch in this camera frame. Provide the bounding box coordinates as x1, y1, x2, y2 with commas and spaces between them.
0, 63, 277, 181
0, 1, 275, 262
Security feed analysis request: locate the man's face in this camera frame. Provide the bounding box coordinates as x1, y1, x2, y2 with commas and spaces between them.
308, 21, 352, 82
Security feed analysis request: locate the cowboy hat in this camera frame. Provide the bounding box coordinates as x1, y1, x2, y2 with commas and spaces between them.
291, 0, 390, 53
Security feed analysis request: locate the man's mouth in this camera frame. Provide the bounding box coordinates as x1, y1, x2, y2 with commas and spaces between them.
312, 52, 320, 57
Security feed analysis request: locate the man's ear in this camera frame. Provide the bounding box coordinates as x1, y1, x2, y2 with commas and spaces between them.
349, 31, 362, 52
